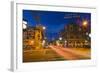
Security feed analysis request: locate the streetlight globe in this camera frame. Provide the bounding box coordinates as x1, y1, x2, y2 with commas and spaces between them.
23, 21, 27, 29
83, 20, 88, 26
59, 37, 62, 40
43, 26, 46, 30
23, 23, 27, 29
89, 34, 91, 37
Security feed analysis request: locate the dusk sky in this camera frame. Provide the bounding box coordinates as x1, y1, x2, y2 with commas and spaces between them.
23, 10, 91, 41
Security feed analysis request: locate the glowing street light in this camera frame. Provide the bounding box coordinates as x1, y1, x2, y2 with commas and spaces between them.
59, 37, 62, 40
43, 26, 46, 30
23, 24, 27, 29
82, 20, 88, 27
23, 21, 27, 29
89, 34, 91, 37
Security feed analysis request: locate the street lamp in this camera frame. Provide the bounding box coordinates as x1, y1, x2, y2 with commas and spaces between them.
59, 37, 62, 40
23, 24, 27, 29
89, 34, 91, 37
82, 20, 88, 27
23, 21, 27, 29
43, 26, 46, 30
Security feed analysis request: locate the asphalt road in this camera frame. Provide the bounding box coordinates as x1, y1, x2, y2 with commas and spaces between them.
23, 45, 90, 62
49, 45, 90, 60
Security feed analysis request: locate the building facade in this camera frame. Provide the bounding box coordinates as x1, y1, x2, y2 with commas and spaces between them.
23, 25, 45, 50
60, 23, 91, 48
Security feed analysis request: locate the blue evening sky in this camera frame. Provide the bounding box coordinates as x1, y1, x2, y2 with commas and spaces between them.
23, 10, 91, 41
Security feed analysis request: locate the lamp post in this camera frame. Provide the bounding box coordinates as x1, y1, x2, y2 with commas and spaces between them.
82, 20, 88, 33
59, 37, 62, 47
42, 26, 46, 38
42, 26, 46, 46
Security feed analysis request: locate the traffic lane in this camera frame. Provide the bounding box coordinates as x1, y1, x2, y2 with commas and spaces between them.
49, 45, 81, 60
54, 46, 90, 58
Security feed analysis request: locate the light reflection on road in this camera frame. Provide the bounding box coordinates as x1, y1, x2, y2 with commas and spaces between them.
49, 45, 90, 60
